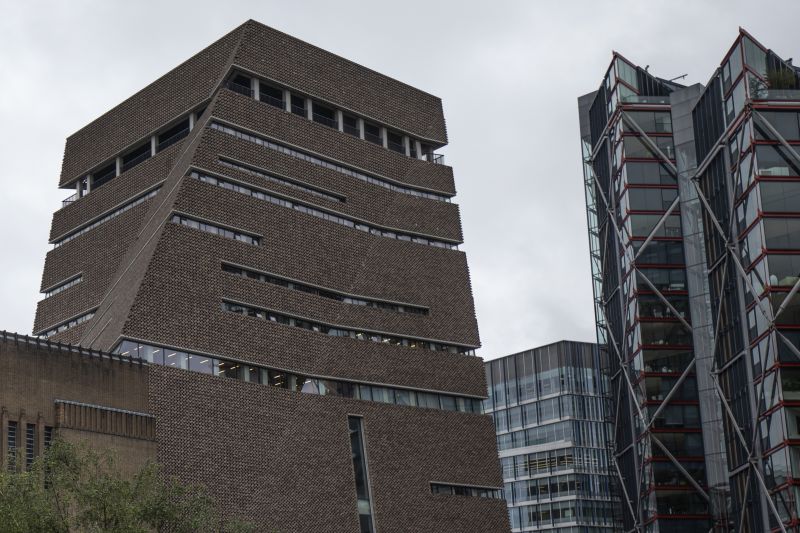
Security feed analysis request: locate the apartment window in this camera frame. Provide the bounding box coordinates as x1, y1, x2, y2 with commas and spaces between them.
343, 114, 359, 137
290, 94, 306, 116
25, 424, 35, 469
348, 417, 375, 533
91, 162, 117, 190
7, 421, 17, 472
170, 214, 260, 245
259, 83, 284, 109
157, 118, 190, 152
409, 140, 418, 158
228, 74, 253, 97
312, 102, 338, 129
363, 122, 382, 145
387, 131, 405, 154
121, 142, 151, 173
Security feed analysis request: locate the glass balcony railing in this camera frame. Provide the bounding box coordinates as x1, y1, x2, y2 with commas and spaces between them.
621, 95, 671, 105
751, 89, 800, 101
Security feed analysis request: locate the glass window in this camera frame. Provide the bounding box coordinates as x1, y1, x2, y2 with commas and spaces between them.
723, 42, 743, 92
756, 144, 800, 176
163, 349, 188, 369
743, 36, 768, 78
765, 219, 800, 250
755, 111, 800, 141
760, 181, 800, 213
627, 187, 677, 211
767, 254, 800, 287
217, 361, 242, 379
189, 354, 214, 374
625, 161, 675, 185
616, 58, 638, 89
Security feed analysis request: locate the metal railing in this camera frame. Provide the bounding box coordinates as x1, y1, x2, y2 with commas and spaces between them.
291, 103, 306, 116
364, 131, 383, 145
388, 141, 405, 154
312, 112, 338, 129
62, 192, 78, 207
157, 128, 190, 152
422, 152, 446, 165
260, 93, 284, 109
343, 123, 360, 137
0, 329, 144, 365
226, 80, 253, 97
121, 150, 151, 173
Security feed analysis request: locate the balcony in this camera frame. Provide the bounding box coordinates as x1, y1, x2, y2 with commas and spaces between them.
260, 92, 284, 109
62, 192, 78, 207
312, 111, 338, 129
422, 152, 446, 165
226, 80, 253, 97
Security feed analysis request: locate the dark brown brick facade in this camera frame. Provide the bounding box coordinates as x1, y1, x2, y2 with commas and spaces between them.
32, 20, 507, 532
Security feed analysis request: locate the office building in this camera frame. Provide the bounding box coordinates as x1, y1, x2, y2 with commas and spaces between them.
580, 29, 800, 532
483, 341, 619, 532
20, 20, 508, 532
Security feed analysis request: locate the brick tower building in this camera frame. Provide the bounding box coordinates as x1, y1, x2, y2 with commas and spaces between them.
29, 20, 507, 533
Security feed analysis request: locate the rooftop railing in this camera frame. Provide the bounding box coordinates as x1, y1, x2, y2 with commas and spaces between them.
423, 152, 446, 165
752, 89, 800, 101
621, 95, 671, 105
157, 127, 190, 152
121, 150, 151, 173
62, 192, 78, 207
312, 112, 338, 129
226, 80, 253, 97
260, 93, 284, 109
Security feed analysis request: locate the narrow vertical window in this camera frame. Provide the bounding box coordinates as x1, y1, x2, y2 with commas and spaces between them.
348, 416, 375, 533
7, 421, 17, 472
44, 426, 53, 449
25, 424, 35, 469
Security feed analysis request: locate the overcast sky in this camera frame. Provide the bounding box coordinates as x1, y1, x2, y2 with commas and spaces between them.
1, 0, 798, 360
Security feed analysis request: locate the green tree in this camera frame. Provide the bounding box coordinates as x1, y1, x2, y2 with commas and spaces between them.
0, 440, 260, 533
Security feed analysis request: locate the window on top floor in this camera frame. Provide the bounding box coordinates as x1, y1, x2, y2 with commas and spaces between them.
91, 162, 117, 190
121, 142, 151, 173
387, 131, 405, 154
259, 83, 284, 109
229, 74, 252, 97
722, 42, 743, 93
312, 102, 337, 129
157, 118, 190, 152
290, 94, 306, 116
342, 114, 359, 137
363, 122, 382, 145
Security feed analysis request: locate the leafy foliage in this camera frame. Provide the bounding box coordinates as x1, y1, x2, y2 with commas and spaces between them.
0, 440, 259, 533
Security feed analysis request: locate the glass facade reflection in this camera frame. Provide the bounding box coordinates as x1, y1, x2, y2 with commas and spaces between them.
581, 29, 800, 533
483, 341, 619, 532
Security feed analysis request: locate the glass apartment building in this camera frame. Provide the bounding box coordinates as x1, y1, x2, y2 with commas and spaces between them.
580, 29, 800, 532
483, 340, 619, 532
